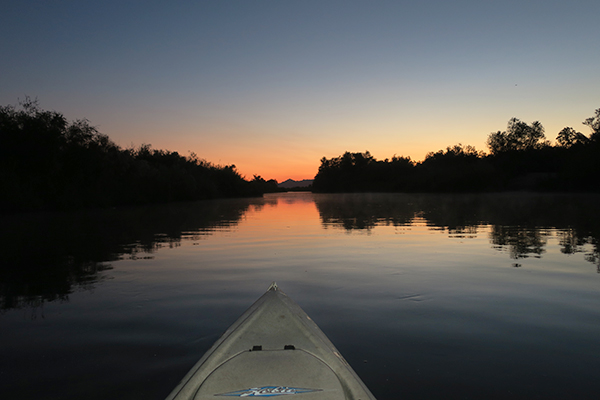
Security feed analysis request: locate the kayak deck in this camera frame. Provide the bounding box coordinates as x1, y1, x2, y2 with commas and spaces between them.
166, 282, 376, 399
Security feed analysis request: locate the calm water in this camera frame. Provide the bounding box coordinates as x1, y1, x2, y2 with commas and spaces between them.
1, 192, 599, 400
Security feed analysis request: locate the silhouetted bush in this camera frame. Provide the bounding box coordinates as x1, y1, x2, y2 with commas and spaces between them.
314, 109, 600, 193
0, 99, 269, 212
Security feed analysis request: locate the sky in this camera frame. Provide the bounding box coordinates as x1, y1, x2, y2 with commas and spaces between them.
1, 0, 599, 182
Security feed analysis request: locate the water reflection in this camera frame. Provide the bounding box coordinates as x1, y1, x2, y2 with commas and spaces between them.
0, 198, 267, 311
315, 193, 417, 230
314, 193, 600, 268
2, 193, 599, 311
489, 225, 550, 259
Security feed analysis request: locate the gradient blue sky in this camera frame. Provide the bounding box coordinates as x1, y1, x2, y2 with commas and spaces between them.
2, 0, 599, 181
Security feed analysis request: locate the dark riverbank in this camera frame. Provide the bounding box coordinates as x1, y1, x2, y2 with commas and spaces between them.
0, 99, 278, 213
3, 100, 599, 211
313, 111, 600, 194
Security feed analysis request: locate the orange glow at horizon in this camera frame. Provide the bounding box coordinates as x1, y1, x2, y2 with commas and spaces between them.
108, 105, 597, 184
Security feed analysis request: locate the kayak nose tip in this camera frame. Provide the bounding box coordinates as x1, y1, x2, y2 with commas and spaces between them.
268, 282, 278, 291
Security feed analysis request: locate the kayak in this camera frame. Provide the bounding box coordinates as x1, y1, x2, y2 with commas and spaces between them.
165, 282, 376, 399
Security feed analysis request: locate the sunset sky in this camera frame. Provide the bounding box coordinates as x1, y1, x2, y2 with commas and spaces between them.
2, 0, 599, 182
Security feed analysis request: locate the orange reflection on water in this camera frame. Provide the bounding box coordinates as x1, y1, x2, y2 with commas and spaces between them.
245, 193, 320, 232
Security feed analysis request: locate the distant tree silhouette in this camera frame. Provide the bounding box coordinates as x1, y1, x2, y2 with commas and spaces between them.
5, 99, 599, 206
486, 118, 550, 155
250, 175, 280, 193
0, 97, 116, 209
314, 110, 600, 194
419, 144, 491, 191
313, 151, 417, 192
556, 127, 589, 148
583, 108, 600, 141
421, 144, 484, 168
0, 98, 273, 212
313, 151, 376, 192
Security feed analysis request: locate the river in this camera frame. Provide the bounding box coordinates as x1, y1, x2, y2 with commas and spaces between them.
1, 192, 599, 399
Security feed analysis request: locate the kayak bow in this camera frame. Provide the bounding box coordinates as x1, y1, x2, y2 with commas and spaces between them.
166, 282, 376, 399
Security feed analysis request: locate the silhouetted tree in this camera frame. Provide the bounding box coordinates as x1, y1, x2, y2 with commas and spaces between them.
0, 97, 116, 209
487, 118, 549, 155
423, 144, 484, 162
249, 175, 280, 194
583, 108, 600, 141
556, 127, 589, 148
419, 144, 491, 191
313, 151, 406, 192
0, 99, 272, 212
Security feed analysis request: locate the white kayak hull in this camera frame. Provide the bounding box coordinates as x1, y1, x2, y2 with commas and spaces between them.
166, 282, 376, 399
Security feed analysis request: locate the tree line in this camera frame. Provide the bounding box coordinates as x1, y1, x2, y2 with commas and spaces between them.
0, 98, 278, 212
313, 108, 600, 193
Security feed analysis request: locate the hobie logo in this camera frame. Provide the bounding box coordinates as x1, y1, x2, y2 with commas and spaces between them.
216, 386, 322, 397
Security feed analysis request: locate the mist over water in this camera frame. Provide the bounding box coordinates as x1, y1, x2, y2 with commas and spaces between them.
1, 192, 599, 399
